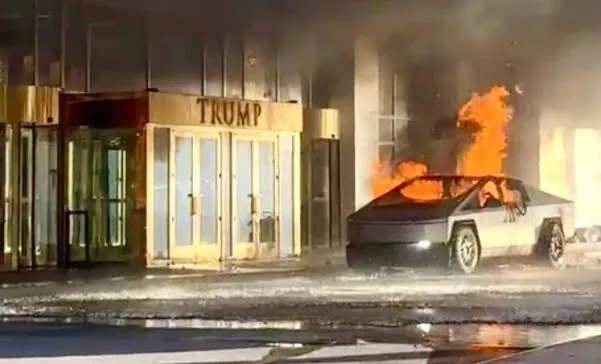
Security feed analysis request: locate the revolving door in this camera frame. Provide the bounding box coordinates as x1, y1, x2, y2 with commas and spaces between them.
1, 125, 59, 270
65, 128, 140, 265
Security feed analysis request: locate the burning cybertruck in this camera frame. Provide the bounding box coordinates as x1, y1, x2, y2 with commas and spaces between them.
346, 175, 574, 274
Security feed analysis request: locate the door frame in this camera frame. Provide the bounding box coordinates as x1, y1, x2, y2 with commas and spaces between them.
168, 128, 223, 264
231, 133, 279, 261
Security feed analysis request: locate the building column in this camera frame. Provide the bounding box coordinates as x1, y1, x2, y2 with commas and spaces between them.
323, 36, 380, 245
352, 36, 380, 210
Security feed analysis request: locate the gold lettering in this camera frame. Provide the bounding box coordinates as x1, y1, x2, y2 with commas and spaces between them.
223, 101, 234, 125
197, 98, 263, 128
211, 101, 222, 124
199, 99, 210, 124
237, 103, 250, 126
253, 103, 262, 127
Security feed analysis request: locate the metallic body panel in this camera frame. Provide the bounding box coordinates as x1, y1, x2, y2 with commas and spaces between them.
347, 176, 575, 266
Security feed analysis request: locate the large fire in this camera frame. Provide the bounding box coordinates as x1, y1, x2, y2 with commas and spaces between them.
372, 85, 515, 204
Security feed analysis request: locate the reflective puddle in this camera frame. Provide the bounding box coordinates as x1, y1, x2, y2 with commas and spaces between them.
0, 317, 599, 363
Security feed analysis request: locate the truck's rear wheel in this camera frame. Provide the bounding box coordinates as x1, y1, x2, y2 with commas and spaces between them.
545, 222, 566, 269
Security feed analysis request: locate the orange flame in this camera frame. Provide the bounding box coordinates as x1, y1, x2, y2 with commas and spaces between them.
372, 160, 431, 199
457, 85, 513, 177
372, 85, 516, 204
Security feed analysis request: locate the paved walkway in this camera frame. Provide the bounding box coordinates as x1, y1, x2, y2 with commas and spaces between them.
490, 335, 601, 363
0, 250, 345, 287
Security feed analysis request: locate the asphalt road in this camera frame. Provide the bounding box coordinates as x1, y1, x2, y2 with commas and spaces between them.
2, 264, 601, 325
3, 264, 601, 363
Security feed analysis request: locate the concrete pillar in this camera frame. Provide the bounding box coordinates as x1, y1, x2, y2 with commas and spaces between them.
324, 35, 380, 245
353, 36, 380, 210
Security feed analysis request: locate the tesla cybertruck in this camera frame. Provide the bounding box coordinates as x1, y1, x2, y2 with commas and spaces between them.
346, 175, 574, 274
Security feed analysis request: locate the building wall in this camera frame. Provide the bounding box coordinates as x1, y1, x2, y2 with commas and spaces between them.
0, 0, 305, 104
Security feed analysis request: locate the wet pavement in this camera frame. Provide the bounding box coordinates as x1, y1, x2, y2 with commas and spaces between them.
4, 265, 601, 325
1, 319, 600, 363
3, 265, 601, 362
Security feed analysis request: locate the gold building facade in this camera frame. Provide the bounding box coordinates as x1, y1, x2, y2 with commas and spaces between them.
0, 0, 346, 271
61, 90, 303, 268
0, 85, 60, 270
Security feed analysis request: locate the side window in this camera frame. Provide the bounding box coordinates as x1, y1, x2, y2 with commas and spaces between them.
478, 181, 503, 209
461, 180, 503, 212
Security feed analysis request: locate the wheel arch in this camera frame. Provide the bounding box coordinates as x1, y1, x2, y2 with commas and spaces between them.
450, 220, 481, 246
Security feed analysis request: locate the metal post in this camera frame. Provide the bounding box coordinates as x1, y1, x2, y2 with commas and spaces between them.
56, 115, 67, 269
30, 126, 37, 268
10, 125, 22, 269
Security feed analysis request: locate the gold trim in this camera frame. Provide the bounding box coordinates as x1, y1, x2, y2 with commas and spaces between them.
303, 108, 340, 140
0, 85, 60, 124
145, 124, 155, 263
148, 92, 302, 132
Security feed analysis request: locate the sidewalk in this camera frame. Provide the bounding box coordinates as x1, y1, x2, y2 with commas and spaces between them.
488, 335, 601, 363
0, 250, 347, 288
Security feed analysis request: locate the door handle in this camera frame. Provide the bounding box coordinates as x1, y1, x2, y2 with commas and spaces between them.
250, 194, 258, 215
189, 194, 198, 216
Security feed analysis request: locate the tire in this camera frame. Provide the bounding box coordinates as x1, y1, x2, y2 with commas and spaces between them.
543, 222, 566, 269
451, 226, 480, 274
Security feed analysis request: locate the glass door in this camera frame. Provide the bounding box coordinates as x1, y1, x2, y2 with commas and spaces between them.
196, 134, 221, 263
17, 128, 33, 268
232, 135, 278, 260
169, 131, 222, 264
0, 126, 8, 269
170, 132, 195, 261
32, 126, 58, 267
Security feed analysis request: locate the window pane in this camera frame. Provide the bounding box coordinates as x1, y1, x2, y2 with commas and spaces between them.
279, 135, 294, 256
152, 128, 169, 259
244, 37, 276, 101
378, 118, 394, 142
258, 141, 275, 243
89, 10, 145, 92
199, 138, 217, 244
393, 74, 408, 116
378, 144, 394, 161
0, 0, 34, 85
64, 0, 85, 91
174, 136, 193, 247
235, 140, 252, 242
38, 0, 61, 86
204, 37, 223, 97
224, 35, 243, 98
394, 118, 409, 144
278, 34, 302, 103
150, 23, 202, 95
378, 54, 393, 115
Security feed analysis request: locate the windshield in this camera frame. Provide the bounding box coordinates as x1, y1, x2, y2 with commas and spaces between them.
373, 176, 480, 206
